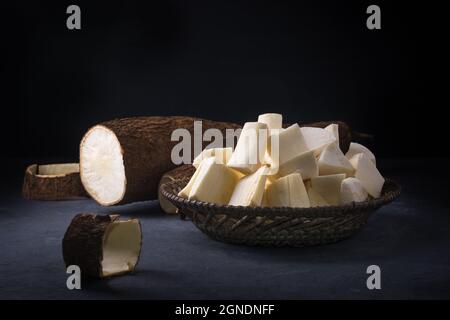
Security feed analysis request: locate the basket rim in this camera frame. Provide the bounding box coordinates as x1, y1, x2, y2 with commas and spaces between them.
160, 178, 401, 219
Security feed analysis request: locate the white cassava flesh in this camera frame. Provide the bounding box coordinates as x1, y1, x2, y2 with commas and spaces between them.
80, 126, 126, 206
325, 123, 339, 144
305, 181, 329, 207
228, 166, 268, 206
188, 158, 241, 205
192, 147, 233, 168
265, 173, 310, 208
318, 143, 354, 177
345, 142, 376, 165
102, 220, 142, 277
267, 123, 308, 167
340, 177, 368, 204
310, 174, 346, 205
277, 150, 318, 180
349, 153, 384, 198
227, 122, 268, 174
257, 113, 283, 132
300, 127, 336, 156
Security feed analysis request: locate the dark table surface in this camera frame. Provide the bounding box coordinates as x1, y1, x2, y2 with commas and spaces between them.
1, 157, 449, 299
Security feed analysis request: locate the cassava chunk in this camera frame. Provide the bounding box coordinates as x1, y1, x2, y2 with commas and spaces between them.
340, 177, 368, 204
318, 143, 354, 177
345, 142, 376, 165
277, 150, 318, 180
349, 153, 384, 198
193, 147, 232, 168
266, 173, 310, 208
185, 158, 241, 205
228, 166, 269, 206
227, 122, 268, 174
62, 213, 142, 278
310, 174, 346, 205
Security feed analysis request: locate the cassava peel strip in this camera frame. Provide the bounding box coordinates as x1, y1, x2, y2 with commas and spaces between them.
62, 213, 142, 278
22, 163, 88, 200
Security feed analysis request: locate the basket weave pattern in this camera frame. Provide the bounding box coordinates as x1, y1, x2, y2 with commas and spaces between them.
161, 178, 401, 247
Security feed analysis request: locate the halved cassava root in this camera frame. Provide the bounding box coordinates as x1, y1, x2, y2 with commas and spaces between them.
80, 116, 240, 206
62, 213, 142, 278
22, 163, 88, 200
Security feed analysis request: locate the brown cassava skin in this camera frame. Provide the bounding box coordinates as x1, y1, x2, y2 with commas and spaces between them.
22, 164, 88, 200
82, 116, 241, 205
62, 213, 142, 278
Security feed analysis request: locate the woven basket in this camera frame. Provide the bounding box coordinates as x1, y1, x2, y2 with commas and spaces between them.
161, 178, 401, 247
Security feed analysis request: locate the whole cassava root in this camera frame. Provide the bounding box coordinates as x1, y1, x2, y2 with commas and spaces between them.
80, 116, 240, 206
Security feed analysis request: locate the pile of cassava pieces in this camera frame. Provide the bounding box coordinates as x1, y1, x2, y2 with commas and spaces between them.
177, 113, 384, 208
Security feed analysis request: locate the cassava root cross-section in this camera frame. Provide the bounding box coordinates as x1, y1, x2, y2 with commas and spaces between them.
62, 213, 142, 278
79, 116, 241, 206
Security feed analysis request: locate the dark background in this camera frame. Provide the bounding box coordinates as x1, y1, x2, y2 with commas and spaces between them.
1, 1, 449, 301
1, 1, 442, 160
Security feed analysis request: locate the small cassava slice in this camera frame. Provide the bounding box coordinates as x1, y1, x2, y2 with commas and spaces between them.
62, 213, 142, 278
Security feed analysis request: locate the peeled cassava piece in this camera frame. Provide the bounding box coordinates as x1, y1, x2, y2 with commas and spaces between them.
181, 158, 241, 205
345, 142, 376, 165
266, 173, 310, 208
228, 166, 268, 206
349, 153, 385, 198
277, 150, 318, 180
258, 113, 283, 133
62, 213, 142, 278
299, 127, 336, 156
340, 177, 368, 204
80, 116, 240, 206
22, 163, 87, 200
227, 122, 268, 174
192, 147, 232, 168
318, 143, 354, 177
267, 123, 308, 167
300, 120, 369, 154
310, 174, 346, 205
305, 181, 329, 207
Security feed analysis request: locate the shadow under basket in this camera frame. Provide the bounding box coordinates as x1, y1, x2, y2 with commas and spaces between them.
161, 179, 401, 247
